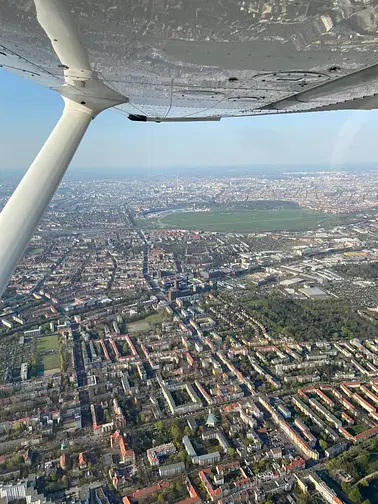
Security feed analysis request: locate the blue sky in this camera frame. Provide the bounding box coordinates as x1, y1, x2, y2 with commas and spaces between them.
1, 68, 378, 172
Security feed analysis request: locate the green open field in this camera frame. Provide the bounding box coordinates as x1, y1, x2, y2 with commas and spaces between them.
34, 335, 60, 374
159, 209, 351, 232
42, 353, 60, 371
128, 321, 150, 333
128, 312, 169, 333
37, 335, 59, 352
145, 312, 169, 324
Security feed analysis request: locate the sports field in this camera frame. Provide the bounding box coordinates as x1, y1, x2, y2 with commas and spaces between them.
37, 335, 59, 352
35, 335, 60, 373
159, 209, 348, 232
42, 354, 60, 371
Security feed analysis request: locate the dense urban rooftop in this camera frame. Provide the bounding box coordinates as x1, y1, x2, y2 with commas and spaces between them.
2, 168, 378, 504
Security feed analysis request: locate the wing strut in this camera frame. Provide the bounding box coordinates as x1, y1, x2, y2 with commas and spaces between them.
0, 98, 93, 297
0, 0, 128, 297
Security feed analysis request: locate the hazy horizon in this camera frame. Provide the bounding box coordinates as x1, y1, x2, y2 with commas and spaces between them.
2, 163, 378, 182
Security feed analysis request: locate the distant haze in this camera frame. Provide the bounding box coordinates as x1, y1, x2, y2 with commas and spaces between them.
3, 164, 378, 183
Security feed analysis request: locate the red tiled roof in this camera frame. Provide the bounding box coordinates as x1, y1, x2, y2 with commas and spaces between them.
131, 482, 169, 499
175, 498, 201, 504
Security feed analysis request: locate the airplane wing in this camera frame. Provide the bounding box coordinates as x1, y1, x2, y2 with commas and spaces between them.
2, 0, 378, 121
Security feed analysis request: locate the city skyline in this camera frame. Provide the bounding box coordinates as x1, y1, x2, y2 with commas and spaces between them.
2, 69, 378, 172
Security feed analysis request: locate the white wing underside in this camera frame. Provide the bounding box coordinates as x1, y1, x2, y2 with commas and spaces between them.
3, 0, 378, 121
